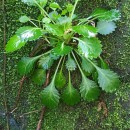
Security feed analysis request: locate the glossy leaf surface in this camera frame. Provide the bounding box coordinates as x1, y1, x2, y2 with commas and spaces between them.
52, 43, 72, 56
97, 21, 117, 35
73, 25, 97, 38
96, 67, 120, 92
77, 37, 102, 59
16, 26, 43, 41
6, 35, 26, 53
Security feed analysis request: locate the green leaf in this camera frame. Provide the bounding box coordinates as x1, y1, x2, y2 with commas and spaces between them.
81, 57, 95, 73
97, 21, 117, 35
66, 3, 74, 12
57, 16, 71, 24
31, 69, 46, 85
62, 85, 80, 105
71, 52, 100, 101
42, 17, 51, 24
50, 2, 60, 10
61, 9, 68, 15
55, 71, 66, 89
39, 55, 54, 70
100, 58, 109, 69
40, 83, 60, 108
62, 73, 80, 105
96, 67, 120, 92
66, 54, 76, 71
73, 25, 97, 38
92, 71, 98, 82
21, 0, 47, 7
5, 35, 26, 53
52, 43, 72, 56
91, 8, 107, 17
77, 37, 102, 59
17, 56, 39, 75
50, 53, 60, 60
91, 8, 121, 21
99, 9, 121, 21
45, 23, 64, 36
80, 75, 100, 101
19, 15, 30, 23
16, 26, 43, 41
49, 11, 61, 21
40, 57, 63, 108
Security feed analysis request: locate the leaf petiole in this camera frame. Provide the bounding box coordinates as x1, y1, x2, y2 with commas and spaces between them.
51, 57, 63, 85
29, 20, 38, 27
71, 51, 84, 77
70, 0, 79, 21
33, 0, 55, 24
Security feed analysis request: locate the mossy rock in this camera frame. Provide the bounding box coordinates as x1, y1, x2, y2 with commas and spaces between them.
0, 0, 130, 130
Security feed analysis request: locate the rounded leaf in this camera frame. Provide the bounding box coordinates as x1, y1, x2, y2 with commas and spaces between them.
19, 15, 30, 23
97, 21, 117, 35
62, 84, 80, 106
40, 84, 60, 108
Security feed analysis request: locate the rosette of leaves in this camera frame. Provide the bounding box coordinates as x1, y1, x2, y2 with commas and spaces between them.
5, 0, 120, 108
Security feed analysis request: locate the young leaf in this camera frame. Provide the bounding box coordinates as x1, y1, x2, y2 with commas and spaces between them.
45, 23, 64, 36
31, 69, 46, 85
91, 8, 121, 21
21, 0, 47, 7
39, 55, 54, 70
62, 72, 80, 105
52, 43, 72, 56
57, 16, 71, 24
48, 11, 60, 21
55, 71, 66, 89
96, 67, 120, 92
40, 83, 60, 108
42, 17, 51, 24
81, 57, 95, 73
66, 54, 76, 71
80, 75, 101, 101
17, 56, 39, 75
73, 25, 97, 38
97, 21, 117, 35
76, 37, 102, 59
19, 15, 30, 23
50, 2, 60, 10
66, 3, 74, 12
16, 26, 43, 41
5, 35, 26, 53
61, 9, 68, 15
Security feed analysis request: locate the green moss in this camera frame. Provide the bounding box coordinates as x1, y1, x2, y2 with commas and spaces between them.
0, 0, 130, 130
